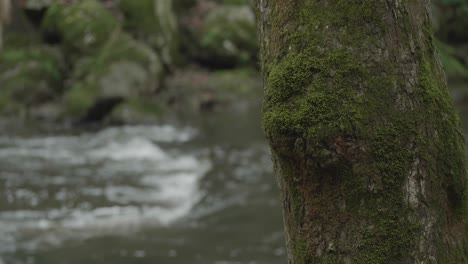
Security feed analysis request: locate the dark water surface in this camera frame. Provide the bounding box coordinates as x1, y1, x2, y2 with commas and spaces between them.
0, 108, 286, 264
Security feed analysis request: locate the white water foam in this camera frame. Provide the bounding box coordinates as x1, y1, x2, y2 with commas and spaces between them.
0, 125, 211, 253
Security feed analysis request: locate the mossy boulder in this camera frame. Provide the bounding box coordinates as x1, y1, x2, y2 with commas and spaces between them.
0, 45, 65, 115
181, 4, 258, 68
63, 33, 163, 122
200, 5, 257, 67
119, 0, 178, 67
41, 0, 119, 57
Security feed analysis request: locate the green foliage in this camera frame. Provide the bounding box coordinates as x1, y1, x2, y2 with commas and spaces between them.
437, 40, 468, 79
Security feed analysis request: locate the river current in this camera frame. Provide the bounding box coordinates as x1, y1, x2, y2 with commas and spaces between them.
0, 110, 286, 263
2, 93, 468, 264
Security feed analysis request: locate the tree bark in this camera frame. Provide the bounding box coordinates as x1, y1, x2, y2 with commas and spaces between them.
254, 0, 467, 263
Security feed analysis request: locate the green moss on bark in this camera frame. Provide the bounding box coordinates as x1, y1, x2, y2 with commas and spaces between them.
258, 0, 467, 263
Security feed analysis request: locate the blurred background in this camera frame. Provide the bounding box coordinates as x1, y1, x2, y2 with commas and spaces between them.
0, 0, 466, 263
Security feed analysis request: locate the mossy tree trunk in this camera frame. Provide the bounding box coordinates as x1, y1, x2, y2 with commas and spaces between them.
254, 0, 467, 263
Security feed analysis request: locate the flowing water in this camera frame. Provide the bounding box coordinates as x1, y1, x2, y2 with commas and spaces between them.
0, 109, 286, 264
2, 87, 468, 264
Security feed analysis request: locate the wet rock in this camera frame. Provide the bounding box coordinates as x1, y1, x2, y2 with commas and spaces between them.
80, 97, 124, 123
0, 45, 65, 116
119, 0, 178, 67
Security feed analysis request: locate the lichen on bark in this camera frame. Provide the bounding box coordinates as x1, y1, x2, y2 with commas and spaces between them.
255, 0, 468, 263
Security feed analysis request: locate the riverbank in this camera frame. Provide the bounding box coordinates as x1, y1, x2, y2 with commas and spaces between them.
1, 0, 260, 126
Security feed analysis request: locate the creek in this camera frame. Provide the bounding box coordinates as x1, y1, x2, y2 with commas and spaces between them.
2, 87, 468, 264
0, 108, 286, 264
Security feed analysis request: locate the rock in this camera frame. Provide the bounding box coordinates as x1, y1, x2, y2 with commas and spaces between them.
119, 0, 178, 67
179, 3, 258, 68
107, 97, 167, 124
0, 45, 65, 116
62, 33, 163, 122
41, 0, 119, 57
39, 0, 168, 123
79, 97, 124, 123
99, 62, 150, 97
30, 102, 62, 121
163, 67, 262, 112
108, 66, 263, 123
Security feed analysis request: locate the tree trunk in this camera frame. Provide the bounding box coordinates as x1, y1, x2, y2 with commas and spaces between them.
254, 0, 467, 263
